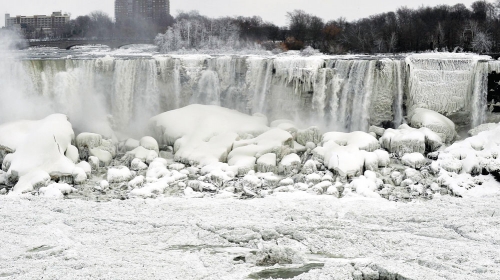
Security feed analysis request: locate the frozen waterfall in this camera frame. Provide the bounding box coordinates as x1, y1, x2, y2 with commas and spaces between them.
2, 53, 494, 136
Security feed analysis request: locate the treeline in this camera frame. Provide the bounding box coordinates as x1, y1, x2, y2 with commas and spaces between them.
155, 11, 279, 52
155, 1, 500, 53
19, 0, 500, 54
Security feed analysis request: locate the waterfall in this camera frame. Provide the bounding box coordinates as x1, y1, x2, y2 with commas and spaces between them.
471, 61, 488, 127
3, 54, 493, 137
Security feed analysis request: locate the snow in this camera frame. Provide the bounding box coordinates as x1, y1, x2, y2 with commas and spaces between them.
279, 153, 301, 175
124, 138, 140, 151
401, 153, 428, 169
140, 136, 159, 153
409, 108, 457, 143
89, 148, 112, 167
126, 146, 158, 164
76, 161, 91, 176
3, 190, 499, 279
75, 133, 102, 150
229, 128, 294, 173
107, 166, 133, 183
149, 105, 268, 166
0, 115, 76, 194
380, 124, 443, 156
256, 153, 277, 173
65, 145, 80, 163
322, 131, 380, 152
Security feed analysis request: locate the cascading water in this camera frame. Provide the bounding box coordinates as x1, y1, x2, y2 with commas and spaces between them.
2, 53, 493, 137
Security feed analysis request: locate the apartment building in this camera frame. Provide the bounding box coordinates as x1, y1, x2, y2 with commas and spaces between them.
5, 12, 70, 31
115, 0, 170, 23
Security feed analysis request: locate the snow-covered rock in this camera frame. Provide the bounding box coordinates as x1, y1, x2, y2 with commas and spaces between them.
401, 153, 428, 169
0, 114, 76, 194
107, 166, 133, 183
140, 136, 159, 153
65, 145, 79, 164
76, 161, 92, 177
131, 158, 148, 171
468, 123, 498, 136
380, 124, 442, 156
322, 131, 380, 152
296, 126, 322, 145
39, 183, 75, 198
149, 105, 268, 166
76, 133, 102, 150
90, 148, 112, 167
229, 128, 294, 172
278, 153, 301, 175
124, 138, 140, 152
349, 176, 381, 198
409, 108, 457, 143
256, 153, 277, 173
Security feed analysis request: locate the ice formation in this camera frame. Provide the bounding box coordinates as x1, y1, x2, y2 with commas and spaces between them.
3, 52, 496, 138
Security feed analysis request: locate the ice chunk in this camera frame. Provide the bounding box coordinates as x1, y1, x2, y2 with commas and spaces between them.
301, 160, 318, 175
88, 156, 99, 171
322, 141, 364, 178
39, 183, 75, 198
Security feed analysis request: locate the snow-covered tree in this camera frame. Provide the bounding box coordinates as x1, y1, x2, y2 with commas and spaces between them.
155, 15, 244, 53
472, 31, 492, 53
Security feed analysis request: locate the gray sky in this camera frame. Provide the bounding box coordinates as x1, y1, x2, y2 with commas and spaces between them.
1, 0, 482, 28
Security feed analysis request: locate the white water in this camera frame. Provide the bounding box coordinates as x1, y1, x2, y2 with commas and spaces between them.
0, 53, 494, 136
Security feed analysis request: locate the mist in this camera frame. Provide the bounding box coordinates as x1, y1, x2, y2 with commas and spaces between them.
0, 30, 115, 137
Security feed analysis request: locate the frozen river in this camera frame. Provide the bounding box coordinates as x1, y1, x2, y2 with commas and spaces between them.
1, 189, 500, 279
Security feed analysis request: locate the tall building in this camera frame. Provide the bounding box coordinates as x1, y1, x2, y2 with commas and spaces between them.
5, 11, 70, 33
115, 0, 170, 24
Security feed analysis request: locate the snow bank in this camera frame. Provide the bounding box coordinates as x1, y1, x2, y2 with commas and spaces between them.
149, 105, 268, 166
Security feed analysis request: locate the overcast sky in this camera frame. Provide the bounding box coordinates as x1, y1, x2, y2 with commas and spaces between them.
1, 0, 481, 28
